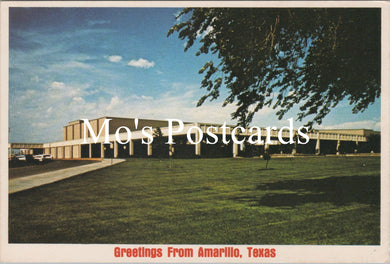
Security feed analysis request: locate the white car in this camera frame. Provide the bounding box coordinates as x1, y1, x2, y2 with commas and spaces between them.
33, 154, 44, 162
15, 155, 26, 161
34, 154, 53, 162
43, 154, 53, 160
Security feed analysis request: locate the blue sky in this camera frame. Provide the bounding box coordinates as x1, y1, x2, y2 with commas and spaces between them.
9, 8, 381, 143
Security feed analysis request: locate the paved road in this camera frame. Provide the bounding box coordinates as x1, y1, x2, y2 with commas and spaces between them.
9, 159, 100, 179
9, 159, 125, 194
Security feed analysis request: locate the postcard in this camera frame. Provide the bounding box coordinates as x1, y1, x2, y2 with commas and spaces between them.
1, 1, 389, 263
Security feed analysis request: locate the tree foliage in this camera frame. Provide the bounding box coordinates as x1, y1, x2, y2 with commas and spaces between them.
366, 133, 381, 153
168, 8, 380, 127
153, 127, 164, 158
263, 152, 271, 169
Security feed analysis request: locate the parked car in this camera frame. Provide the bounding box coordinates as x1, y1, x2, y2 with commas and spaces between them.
15, 155, 26, 161
43, 154, 53, 160
33, 154, 53, 162
33, 154, 44, 162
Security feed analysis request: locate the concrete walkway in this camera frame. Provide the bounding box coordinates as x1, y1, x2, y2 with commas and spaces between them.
9, 159, 126, 194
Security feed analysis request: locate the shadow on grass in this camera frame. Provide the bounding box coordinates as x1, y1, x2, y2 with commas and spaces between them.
233, 175, 380, 208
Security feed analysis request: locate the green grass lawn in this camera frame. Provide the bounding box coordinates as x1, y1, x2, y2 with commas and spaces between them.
9, 156, 380, 244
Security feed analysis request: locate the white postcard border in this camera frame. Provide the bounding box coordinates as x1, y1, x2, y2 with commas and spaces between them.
1, 1, 389, 263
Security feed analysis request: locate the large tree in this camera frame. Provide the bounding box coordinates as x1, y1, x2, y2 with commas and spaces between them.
168, 8, 380, 127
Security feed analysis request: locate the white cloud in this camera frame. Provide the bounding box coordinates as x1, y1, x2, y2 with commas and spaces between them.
106, 55, 122, 63
141, 95, 153, 100
50, 81, 65, 89
106, 96, 122, 112
197, 25, 214, 38
51, 61, 92, 70
100, 83, 236, 125
86, 89, 99, 95
196, 18, 216, 38
127, 58, 155, 69
67, 61, 91, 69
72, 96, 84, 103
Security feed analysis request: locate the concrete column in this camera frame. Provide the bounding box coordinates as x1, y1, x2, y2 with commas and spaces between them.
147, 143, 152, 156
70, 146, 73, 159
79, 123, 82, 139
129, 140, 134, 156
169, 144, 174, 157
233, 142, 239, 158
195, 123, 201, 156
315, 132, 320, 155
355, 138, 359, 153
292, 143, 297, 155
336, 134, 341, 154
264, 143, 270, 153
89, 143, 92, 158
114, 141, 118, 158
240, 142, 245, 151
73, 145, 80, 158
101, 143, 105, 158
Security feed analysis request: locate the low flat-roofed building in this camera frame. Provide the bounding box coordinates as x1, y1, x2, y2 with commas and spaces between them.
8, 117, 380, 159
62, 117, 184, 141
17, 116, 377, 159
318, 129, 380, 138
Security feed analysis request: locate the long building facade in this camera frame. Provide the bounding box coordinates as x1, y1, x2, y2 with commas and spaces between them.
9, 116, 380, 159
